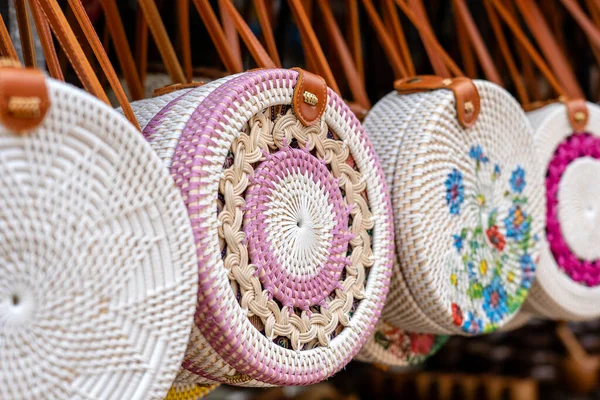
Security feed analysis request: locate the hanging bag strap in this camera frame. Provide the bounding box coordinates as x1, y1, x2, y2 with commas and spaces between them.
0, 15, 19, 61
253, 0, 282, 67
27, 0, 63, 80
14, 0, 36, 68
346, 0, 365, 80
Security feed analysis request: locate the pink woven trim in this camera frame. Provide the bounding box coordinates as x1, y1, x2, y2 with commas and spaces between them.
142, 90, 192, 142
546, 132, 600, 286
244, 147, 352, 309
170, 69, 393, 385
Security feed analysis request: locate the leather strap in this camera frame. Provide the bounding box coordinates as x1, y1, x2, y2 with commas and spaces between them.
455, 11, 477, 78
254, 0, 282, 67
15, 0, 36, 68
291, 68, 327, 126
219, 0, 276, 69
361, 0, 408, 79
193, 0, 242, 73
177, 0, 193, 81
135, 6, 148, 83
27, 0, 63, 80
515, 0, 584, 100
99, 0, 144, 99
315, 0, 370, 109
0, 67, 50, 132
408, 0, 450, 78
451, 0, 501, 84
559, 0, 600, 53
287, 0, 341, 94
395, 75, 480, 128
0, 15, 19, 61
345, 0, 364, 80
152, 81, 206, 97
138, 0, 186, 83
566, 98, 589, 132
383, 0, 415, 76
219, 0, 243, 70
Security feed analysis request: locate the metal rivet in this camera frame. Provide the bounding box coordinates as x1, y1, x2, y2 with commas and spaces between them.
464, 101, 474, 115
442, 78, 452, 86
303, 91, 318, 106
575, 111, 586, 122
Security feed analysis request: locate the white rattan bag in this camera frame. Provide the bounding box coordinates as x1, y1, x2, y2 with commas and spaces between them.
0, 66, 198, 399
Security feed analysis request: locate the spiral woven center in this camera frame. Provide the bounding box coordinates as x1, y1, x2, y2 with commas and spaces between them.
244, 148, 349, 308
546, 133, 600, 286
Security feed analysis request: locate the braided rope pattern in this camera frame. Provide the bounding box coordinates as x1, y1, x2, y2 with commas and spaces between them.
136, 69, 393, 386
365, 81, 544, 335
0, 79, 197, 399
523, 102, 600, 320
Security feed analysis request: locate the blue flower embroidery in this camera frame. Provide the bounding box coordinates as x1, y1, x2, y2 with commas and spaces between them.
519, 254, 536, 289
469, 145, 489, 163
504, 205, 530, 242
509, 166, 526, 193
453, 234, 463, 253
482, 277, 508, 324
445, 168, 464, 215
462, 312, 484, 334
494, 164, 501, 176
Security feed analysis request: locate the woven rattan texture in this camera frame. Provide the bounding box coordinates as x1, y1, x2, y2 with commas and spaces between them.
365, 81, 544, 336
0, 79, 197, 399
166, 369, 218, 400
523, 102, 600, 320
134, 69, 394, 386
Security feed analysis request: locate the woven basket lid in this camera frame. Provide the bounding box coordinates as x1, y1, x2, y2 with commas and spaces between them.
357, 320, 447, 368
133, 69, 394, 386
0, 78, 197, 399
523, 102, 600, 320
364, 80, 545, 336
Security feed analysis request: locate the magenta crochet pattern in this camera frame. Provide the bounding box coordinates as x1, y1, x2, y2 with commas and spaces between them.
546, 132, 600, 286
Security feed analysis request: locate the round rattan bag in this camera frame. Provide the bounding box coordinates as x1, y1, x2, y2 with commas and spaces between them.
0, 68, 197, 399
364, 76, 545, 336
125, 68, 394, 386
522, 102, 600, 320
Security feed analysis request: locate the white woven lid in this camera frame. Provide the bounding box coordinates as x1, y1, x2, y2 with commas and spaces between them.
0, 78, 198, 399
365, 80, 545, 335
523, 102, 600, 320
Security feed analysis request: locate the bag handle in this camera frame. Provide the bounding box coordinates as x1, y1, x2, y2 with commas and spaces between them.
27, 0, 63, 80
0, 15, 19, 61
33, 0, 140, 130
487, 0, 588, 131
382, 0, 415, 76
218, 0, 243, 71
346, 0, 365, 80
314, 0, 371, 110
253, 0, 282, 67
14, 0, 36, 68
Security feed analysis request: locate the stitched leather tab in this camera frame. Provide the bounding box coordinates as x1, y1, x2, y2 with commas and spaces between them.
395, 75, 480, 128
0, 67, 49, 132
565, 98, 589, 132
292, 68, 327, 126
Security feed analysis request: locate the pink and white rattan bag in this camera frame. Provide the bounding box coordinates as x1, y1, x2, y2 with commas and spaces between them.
125, 68, 394, 386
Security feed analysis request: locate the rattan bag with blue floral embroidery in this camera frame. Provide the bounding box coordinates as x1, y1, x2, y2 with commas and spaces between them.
363, 76, 545, 336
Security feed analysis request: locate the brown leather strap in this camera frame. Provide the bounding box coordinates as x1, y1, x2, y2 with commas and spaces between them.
219, 0, 276, 69
361, 0, 408, 79
408, 0, 450, 78
193, 0, 242, 73
515, 0, 584, 100
177, 0, 193, 81
559, 0, 600, 52
15, 0, 36, 68
383, 0, 415, 76
65, 0, 140, 130
219, 0, 243, 70
315, 0, 370, 109
345, 0, 364, 80
254, 0, 282, 67
566, 98, 589, 131
138, 0, 186, 83
135, 6, 148, 83
451, 0, 501, 84
455, 11, 477, 78
27, 0, 63, 80
152, 81, 206, 97
291, 68, 327, 126
0, 67, 50, 132
99, 0, 144, 99
395, 75, 480, 128
287, 0, 341, 94
482, 0, 528, 104
0, 15, 19, 61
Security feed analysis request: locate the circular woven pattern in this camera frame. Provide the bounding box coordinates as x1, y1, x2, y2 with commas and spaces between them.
523, 102, 600, 320
357, 321, 447, 367
136, 69, 394, 386
364, 81, 544, 335
0, 79, 197, 399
